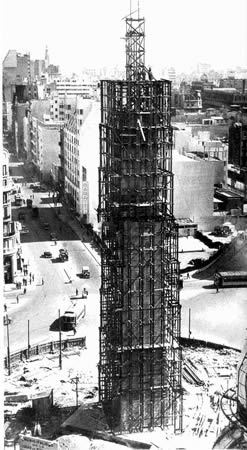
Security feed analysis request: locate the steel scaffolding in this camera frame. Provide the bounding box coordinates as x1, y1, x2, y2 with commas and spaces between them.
98, 14, 183, 435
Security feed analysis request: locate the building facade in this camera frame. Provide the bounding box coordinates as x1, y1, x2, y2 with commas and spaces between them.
64, 97, 92, 221
2, 149, 21, 283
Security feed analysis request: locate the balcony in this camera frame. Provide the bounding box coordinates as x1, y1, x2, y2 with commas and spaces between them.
3, 245, 18, 256
2, 177, 11, 192
3, 222, 16, 237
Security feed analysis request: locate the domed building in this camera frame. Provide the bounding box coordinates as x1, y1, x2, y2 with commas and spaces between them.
237, 344, 247, 426
213, 343, 247, 448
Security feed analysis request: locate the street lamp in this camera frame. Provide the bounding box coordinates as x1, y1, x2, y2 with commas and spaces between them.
27, 319, 30, 359
59, 309, 62, 370
188, 308, 192, 339
4, 314, 11, 375
71, 375, 80, 407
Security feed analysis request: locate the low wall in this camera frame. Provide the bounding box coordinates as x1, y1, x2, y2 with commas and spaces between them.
4, 337, 86, 370
180, 336, 240, 353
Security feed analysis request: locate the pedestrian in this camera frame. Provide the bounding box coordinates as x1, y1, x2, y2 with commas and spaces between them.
4, 304, 7, 312
215, 283, 219, 293
76, 288, 78, 296
187, 272, 190, 279
16, 295, 19, 304
42, 278, 44, 285
23, 287, 27, 295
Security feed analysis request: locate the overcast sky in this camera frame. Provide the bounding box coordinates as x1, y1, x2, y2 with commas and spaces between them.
1, 0, 247, 75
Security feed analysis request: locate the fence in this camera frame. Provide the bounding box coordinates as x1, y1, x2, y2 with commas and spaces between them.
4, 337, 86, 370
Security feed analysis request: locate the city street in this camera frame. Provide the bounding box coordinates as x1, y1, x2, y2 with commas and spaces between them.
4, 167, 101, 355
180, 277, 247, 350
5, 160, 247, 357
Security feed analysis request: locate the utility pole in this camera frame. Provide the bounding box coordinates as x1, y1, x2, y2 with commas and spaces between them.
188, 308, 192, 339
27, 319, 30, 359
71, 376, 80, 407
59, 309, 62, 369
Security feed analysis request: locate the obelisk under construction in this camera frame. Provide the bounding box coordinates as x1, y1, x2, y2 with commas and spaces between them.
98, 10, 183, 434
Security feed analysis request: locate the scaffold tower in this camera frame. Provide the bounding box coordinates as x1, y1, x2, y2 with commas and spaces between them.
98, 10, 183, 434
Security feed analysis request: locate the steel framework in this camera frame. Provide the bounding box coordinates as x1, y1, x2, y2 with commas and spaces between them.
125, 16, 145, 81
98, 15, 183, 435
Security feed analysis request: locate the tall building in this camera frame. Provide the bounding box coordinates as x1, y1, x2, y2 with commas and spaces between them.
2, 149, 21, 283
63, 97, 92, 221
98, 13, 183, 434
229, 115, 247, 169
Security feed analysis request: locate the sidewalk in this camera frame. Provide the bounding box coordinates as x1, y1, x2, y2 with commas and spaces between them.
54, 204, 101, 266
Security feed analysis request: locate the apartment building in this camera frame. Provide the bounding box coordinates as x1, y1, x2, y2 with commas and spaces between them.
2, 149, 21, 283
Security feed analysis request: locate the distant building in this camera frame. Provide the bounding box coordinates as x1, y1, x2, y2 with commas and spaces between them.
167, 66, 176, 85
48, 78, 98, 99
49, 93, 78, 122
227, 108, 247, 199
219, 78, 247, 92
46, 64, 60, 81
2, 149, 21, 283
12, 101, 31, 158
34, 59, 46, 78
229, 119, 247, 168
3, 50, 34, 102
22, 99, 62, 181
173, 151, 215, 221
202, 87, 247, 109
31, 119, 61, 182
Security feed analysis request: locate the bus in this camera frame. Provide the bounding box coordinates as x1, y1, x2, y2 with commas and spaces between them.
61, 299, 86, 331
214, 271, 247, 288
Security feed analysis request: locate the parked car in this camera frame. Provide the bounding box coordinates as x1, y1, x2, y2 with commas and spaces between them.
43, 251, 52, 258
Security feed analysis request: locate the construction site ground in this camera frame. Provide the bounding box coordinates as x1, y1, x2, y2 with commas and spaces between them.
4, 341, 241, 449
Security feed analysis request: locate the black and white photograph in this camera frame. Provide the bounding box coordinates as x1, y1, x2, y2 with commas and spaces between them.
1, 0, 247, 448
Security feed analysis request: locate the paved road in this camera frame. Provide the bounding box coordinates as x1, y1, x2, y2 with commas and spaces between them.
5, 157, 247, 354
4, 181, 101, 355
180, 277, 247, 350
